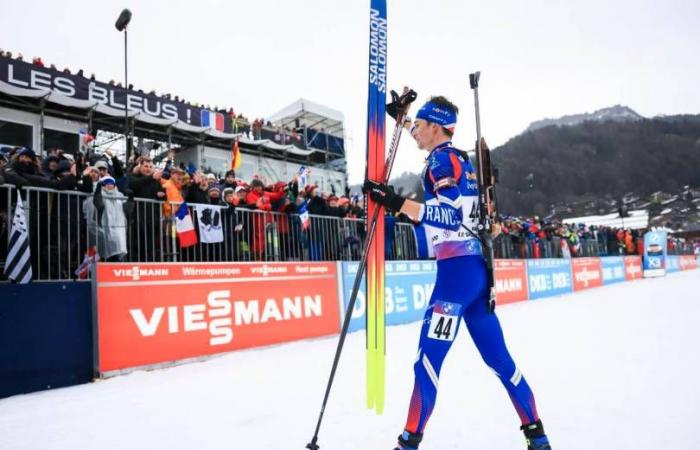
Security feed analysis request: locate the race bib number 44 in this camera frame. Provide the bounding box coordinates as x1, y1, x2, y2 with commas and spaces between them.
428, 301, 462, 342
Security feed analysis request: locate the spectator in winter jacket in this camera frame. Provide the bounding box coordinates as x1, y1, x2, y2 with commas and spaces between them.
94, 159, 111, 180
208, 185, 222, 205
624, 230, 635, 255
159, 166, 185, 215
234, 185, 254, 209
127, 157, 165, 200
83, 176, 131, 262
77, 166, 101, 193
222, 188, 236, 207
93, 150, 128, 193
220, 170, 237, 191
185, 172, 210, 205
2, 147, 77, 190
42, 155, 61, 177
244, 179, 272, 260
306, 185, 329, 216
245, 179, 283, 211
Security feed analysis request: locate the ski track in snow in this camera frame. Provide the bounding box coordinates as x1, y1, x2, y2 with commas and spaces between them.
1, 270, 699, 450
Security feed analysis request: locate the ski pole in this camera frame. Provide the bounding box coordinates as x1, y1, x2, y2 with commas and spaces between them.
306, 93, 415, 450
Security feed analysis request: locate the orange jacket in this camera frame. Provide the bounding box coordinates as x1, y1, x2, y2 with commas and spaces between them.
160, 178, 184, 216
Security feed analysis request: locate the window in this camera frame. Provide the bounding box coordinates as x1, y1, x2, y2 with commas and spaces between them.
44, 129, 79, 154
0, 119, 33, 148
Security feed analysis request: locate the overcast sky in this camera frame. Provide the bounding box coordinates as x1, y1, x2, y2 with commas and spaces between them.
2, 0, 699, 183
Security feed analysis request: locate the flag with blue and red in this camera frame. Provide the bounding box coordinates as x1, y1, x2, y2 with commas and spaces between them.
175, 202, 198, 248
200, 110, 225, 131
298, 201, 311, 230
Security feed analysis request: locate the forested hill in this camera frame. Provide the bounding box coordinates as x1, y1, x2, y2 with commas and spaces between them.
490, 114, 700, 216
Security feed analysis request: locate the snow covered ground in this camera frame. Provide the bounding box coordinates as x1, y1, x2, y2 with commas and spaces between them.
1, 270, 699, 450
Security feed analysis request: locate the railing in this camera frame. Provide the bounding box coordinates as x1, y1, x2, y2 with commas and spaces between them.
493, 235, 608, 259
0, 184, 419, 281
1, 183, 695, 282
492, 233, 696, 259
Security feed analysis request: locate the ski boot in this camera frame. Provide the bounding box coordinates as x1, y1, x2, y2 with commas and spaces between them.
393, 430, 422, 450
521, 419, 551, 450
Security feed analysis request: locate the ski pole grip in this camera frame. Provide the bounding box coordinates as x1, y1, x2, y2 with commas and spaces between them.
400, 89, 418, 107
469, 72, 480, 90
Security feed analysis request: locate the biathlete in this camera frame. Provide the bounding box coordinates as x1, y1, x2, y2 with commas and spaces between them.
364, 95, 552, 450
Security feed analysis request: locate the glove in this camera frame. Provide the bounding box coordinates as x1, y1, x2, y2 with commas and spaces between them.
386, 89, 418, 121
363, 180, 405, 213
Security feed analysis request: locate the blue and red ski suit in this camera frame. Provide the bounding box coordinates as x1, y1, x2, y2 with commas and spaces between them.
403, 141, 540, 435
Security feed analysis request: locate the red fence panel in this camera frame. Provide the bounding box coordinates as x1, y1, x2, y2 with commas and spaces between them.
494, 259, 529, 305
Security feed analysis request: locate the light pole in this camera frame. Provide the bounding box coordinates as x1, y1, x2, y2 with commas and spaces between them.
115, 8, 132, 161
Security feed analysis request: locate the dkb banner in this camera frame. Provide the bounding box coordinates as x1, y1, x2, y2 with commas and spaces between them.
526, 259, 573, 300
601, 256, 626, 285
666, 255, 680, 273
340, 261, 436, 333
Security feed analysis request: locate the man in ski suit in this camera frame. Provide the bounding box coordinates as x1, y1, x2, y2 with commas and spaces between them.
364, 96, 552, 450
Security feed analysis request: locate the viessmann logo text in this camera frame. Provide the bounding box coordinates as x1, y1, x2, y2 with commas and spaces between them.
575, 266, 601, 287
113, 266, 169, 281
626, 261, 642, 277
128, 291, 323, 346
251, 265, 288, 276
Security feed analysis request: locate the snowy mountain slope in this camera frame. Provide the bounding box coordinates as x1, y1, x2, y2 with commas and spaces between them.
526, 105, 643, 132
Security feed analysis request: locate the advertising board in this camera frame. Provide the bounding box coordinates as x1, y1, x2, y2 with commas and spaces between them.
526, 259, 573, 300
96, 262, 340, 375
340, 261, 436, 333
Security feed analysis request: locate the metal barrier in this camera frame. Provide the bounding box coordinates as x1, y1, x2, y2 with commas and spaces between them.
23, 186, 92, 280
2, 183, 695, 282
392, 222, 419, 260
0, 185, 421, 281
1, 184, 13, 277
494, 235, 605, 259
127, 197, 170, 262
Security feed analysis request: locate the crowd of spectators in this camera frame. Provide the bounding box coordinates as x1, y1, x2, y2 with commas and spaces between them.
493, 215, 697, 259
0, 144, 366, 268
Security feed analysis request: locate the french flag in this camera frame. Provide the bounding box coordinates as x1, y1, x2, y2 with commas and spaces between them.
298, 201, 311, 230
201, 110, 224, 131
175, 202, 198, 248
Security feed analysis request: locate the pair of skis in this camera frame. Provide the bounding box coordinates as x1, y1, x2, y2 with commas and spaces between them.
306, 2, 407, 449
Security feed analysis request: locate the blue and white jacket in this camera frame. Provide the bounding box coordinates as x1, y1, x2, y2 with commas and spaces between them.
417, 141, 482, 260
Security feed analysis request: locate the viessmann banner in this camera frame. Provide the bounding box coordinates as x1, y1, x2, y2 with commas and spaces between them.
572, 258, 603, 291
679, 255, 698, 271
494, 259, 529, 305
95, 262, 340, 375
